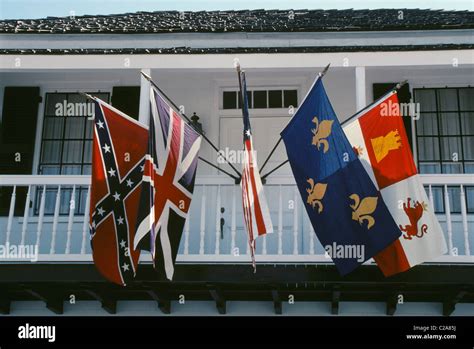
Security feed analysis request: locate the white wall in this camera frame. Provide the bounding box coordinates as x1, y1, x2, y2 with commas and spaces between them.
1, 64, 473, 178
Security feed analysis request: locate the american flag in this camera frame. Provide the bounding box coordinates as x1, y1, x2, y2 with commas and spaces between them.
239, 71, 274, 270
90, 98, 148, 286
134, 86, 201, 280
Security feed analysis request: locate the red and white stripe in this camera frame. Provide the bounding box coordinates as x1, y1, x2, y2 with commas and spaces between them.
241, 136, 273, 268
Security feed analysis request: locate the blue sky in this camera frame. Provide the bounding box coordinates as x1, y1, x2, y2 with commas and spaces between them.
0, 0, 472, 20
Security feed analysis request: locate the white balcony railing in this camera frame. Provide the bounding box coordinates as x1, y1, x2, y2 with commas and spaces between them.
0, 174, 473, 264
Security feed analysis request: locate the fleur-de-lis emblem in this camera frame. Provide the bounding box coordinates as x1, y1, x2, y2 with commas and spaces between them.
349, 194, 378, 229
306, 178, 327, 213
311, 116, 333, 153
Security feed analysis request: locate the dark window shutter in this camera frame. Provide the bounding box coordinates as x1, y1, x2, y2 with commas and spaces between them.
111, 86, 140, 120
0, 86, 40, 215
373, 83, 412, 149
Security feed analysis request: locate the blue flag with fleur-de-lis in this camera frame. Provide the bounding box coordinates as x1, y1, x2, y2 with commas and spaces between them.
281, 76, 401, 275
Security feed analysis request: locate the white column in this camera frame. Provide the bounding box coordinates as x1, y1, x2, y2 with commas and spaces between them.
277, 185, 283, 255
6, 185, 16, 245
309, 221, 315, 255
50, 185, 61, 254
20, 185, 31, 246
460, 185, 470, 256
428, 185, 434, 209
444, 185, 453, 256
199, 186, 206, 255
35, 185, 46, 250
292, 187, 299, 255
65, 185, 76, 254
183, 211, 190, 255
230, 185, 237, 255
355, 66, 367, 111
214, 185, 221, 255
139, 68, 151, 126
81, 185, 91, 255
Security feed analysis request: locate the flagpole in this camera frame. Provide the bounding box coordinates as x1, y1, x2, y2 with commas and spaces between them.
80, 92, 97, 101
341, 79, 408, 126
258, 64, 330, 175
198, 156, 239, 181
261, 78, 408, 181
235, 63, 258, 272
235, 61, 246, 121
140, 72, 242, 181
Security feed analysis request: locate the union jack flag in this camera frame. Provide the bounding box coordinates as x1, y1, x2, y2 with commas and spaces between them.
90, 98, 148, 286
134, 87, 201, 280
239, 71, 273, 270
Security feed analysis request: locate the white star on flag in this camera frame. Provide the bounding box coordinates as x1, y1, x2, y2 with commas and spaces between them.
97, 207, 105, 216
120, 240, 126, 248
96, 120, 104, 129
121, 263, 129, 271
113, 192, 121, 201
117, 216, 124, 225
126, 179, 133, 187
108, 168, 116, 177
102, 143, 111, 153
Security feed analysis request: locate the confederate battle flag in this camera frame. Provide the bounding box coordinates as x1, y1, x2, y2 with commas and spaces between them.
89, 98, 148, 286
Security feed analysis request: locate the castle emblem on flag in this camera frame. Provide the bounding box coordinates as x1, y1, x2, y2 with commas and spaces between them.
370, 129, 402, 162
306, 178, 327, 213
349, 194, 378, 229
399, 198, 428, 240
311, 116, 333, 153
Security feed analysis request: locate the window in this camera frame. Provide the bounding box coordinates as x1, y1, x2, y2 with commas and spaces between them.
414, 87, 474, 174
423, 185, 474, 214
415, 87, 474, 214
36, 92, 109, 215
222, 89, 298, 109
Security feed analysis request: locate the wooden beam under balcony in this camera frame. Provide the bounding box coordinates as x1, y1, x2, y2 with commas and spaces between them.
82, 288, 117, 314
207, 285, 226, 315
0, 291, 11, 315
145, 288, 171, 314
386, 293, 398, 316
23, 286, 64, 314
331, 286, 340, 315
0, 264, 472, 315
271, 287, 282, 315
443, 290, 469, 317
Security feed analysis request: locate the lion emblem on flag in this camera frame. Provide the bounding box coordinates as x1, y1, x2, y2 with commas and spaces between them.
399, 198, 428, 239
